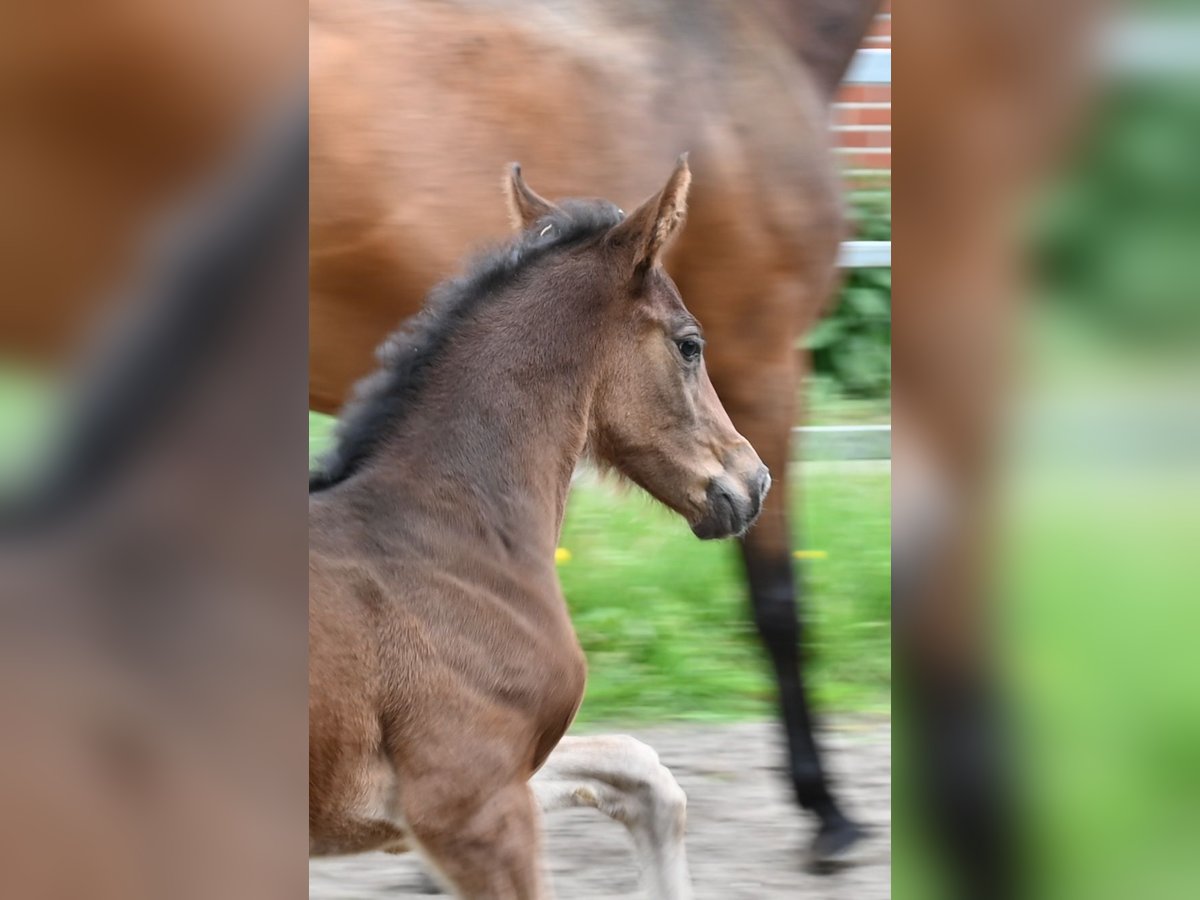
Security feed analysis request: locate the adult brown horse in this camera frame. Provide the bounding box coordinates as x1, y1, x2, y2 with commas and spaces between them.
310, 159, 767, 896
310, 0, 880, 860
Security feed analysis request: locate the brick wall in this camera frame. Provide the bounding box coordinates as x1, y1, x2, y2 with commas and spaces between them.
833, 2, 891, 186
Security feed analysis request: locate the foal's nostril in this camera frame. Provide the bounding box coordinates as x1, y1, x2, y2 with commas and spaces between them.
695, 472, 767, 540
755, 465, 772, 500
746, 465, 770, 517
713, 481, 737, 523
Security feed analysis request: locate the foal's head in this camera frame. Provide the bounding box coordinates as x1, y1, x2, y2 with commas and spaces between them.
507, 158, 769, 539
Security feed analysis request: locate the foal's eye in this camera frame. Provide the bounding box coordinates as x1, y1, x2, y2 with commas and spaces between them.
675, 338, 702, 362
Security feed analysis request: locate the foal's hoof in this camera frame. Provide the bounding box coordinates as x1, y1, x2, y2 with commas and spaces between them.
409, 869, 445, 894
806, 816, 869, 871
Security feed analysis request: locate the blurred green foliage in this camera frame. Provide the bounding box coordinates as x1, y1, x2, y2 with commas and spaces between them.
1014, 74, 1200, 889
807, 190, 892, 399
1035, 80, 1200, 346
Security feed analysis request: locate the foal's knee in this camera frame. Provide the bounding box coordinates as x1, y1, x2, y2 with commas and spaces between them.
609, 736, 688, 838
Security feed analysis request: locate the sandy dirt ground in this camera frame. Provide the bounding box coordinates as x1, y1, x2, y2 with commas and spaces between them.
309, 718, 890, 899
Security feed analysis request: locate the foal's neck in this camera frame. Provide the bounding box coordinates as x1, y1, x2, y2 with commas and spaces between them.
367, 282, 601, 566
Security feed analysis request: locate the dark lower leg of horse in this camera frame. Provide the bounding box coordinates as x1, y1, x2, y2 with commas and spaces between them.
741, 542, 866, 863
409, 783, 548, 899
909, 664, 1018, 900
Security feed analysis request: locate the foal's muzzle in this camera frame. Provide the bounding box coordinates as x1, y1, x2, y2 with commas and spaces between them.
691, 465, 771, 540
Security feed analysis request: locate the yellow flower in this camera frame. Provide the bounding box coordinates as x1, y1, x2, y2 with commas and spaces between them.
555, 547, 572, 565
793, 550, 828, 561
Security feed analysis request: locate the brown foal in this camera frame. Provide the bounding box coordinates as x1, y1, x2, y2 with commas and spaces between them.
308, 159, 768, 897
308, 1, 881, 857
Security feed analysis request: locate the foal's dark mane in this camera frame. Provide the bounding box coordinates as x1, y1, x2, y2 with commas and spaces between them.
309, 199, 624, 492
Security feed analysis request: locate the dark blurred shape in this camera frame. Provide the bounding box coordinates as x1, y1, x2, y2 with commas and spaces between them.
896, 2, 1200, 898
0, 3, 307, 895
1, 103, 307, 530
894, 0, 1098, 897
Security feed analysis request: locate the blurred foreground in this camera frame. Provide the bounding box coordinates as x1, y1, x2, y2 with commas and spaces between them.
0, 3, 308, 892
896, 2, 1200, 897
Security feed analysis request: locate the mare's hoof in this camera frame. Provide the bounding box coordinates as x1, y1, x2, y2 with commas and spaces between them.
806, 816, 869, 871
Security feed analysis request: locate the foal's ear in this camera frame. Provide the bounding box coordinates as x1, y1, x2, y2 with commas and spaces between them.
607, 154, 691, 274
504, 163, 559, 231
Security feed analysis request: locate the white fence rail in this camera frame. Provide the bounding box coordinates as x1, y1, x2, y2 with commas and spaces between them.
844, 48, 892, 84
793, 424, 891, 461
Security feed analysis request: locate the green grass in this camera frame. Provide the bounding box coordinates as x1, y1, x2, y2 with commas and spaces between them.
313, 413, 891, 724
557, 465, 891, 724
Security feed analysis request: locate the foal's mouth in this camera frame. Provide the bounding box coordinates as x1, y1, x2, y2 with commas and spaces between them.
689, 465, 770, 540
690, 482, 759, 540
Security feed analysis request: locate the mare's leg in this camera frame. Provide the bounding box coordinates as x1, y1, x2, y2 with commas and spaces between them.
726, 355, 865, 861
405, 781, 548, 900
531, 735, 692, 900
674, 184, 864, 860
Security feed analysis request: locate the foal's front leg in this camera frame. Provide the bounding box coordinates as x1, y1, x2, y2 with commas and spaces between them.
531, 735, 693, 900
409, 780, 548, 900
